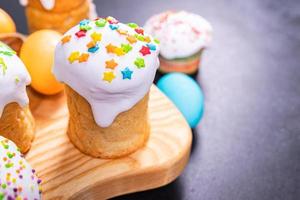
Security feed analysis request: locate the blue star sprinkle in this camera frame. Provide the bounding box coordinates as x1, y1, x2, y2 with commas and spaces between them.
146, 43, 157, 51
121, 67, 133, 80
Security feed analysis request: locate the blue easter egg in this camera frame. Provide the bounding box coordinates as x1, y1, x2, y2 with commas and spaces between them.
157, 73, 204, 128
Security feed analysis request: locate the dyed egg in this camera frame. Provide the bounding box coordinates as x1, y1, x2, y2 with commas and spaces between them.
0, 8, 16, 33
20, 30, 64, 95
157, 73, 204, 128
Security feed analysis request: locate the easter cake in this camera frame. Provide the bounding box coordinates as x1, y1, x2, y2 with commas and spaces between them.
0, 42, 35, 153
53, 17, 160, 158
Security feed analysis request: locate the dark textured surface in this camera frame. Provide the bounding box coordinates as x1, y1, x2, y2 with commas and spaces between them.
1, 0, 300, 199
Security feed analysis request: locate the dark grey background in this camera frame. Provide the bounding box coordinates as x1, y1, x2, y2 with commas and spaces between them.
1, 0, 300, 199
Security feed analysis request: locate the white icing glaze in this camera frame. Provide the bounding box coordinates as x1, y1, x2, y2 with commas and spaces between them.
0, 136, 41, 199
0, 42, 31, 118
19, 0, 55, 10
53, 18, 160, 127
144, 11, 213, 59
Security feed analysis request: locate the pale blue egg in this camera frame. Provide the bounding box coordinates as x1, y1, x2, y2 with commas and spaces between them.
157, 73, 204, 128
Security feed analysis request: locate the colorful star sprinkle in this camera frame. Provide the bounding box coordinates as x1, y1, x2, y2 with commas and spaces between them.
127, 23, 139, 28
78, 53, 89, 63
75, 30, 86, 38
87, 41, 96, 49
117, 29, 128, 35
146, 43, 157, 51
109, 24, 119, 30
121, 44, 133, 53
106, 43, 117, 53
139, 46, 151, 56
106, 16, 118, 24
95, 18, 107, 27
68, 51, 80, 63
114, 47, 125, 56
126, 35, 137, 44
134, 57, 145, 69
105, 59, 118, 69
121, 67, 133, 80
61, 35, 71, 44
91, 32, 102, 42
0, 136, 42, 200
103, 71, 116, 83
88, 44, 99, 53
135, 28, 144, 35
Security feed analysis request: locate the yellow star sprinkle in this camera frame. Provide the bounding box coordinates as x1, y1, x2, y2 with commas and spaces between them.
126, 35, 137, 44
117, 29, 128, 35
114, 47, 125, 56
61, 35, 71, 44
106, 43, 117, 53
79, 53, 89, 63
103, 71, 116, 83
105, 59, 118, 69
91, 32, 102, 42
144, 36, 151, 43
68, 51, 80, 63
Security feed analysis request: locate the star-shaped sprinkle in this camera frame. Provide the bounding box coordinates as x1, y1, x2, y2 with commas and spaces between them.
79, 19, 90, 26
126, 35, 137, 44
146, 43, 157, 51
88, 44, 99, 53
127, 23, 138, 28
103, 71, 116, 83
79, 19, 91, 31
121, 44, 132, 53
139, 46, 151, 56
117, 29, 128, 35
106, 43, 117, 53
144, 36, 151, 43
114, 47, 125, 56
154, 38, 160, 44
105, 59, 118, 69
134, 57, 145, 69
68, 51, 80, 63
95, 18, 107, 27
75, 30, 86, 38
121, 67, 133, 80
135, 28, 144, 35
87, 41, 96, 48
135, 34, 145, 42
109, 24, 119, 30
61, 35, 71, 44
79, 53, 89, 63
91, 32, 102, 42
106, 16, 118, 24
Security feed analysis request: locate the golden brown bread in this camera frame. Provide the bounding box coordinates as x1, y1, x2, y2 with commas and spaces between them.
65, 85, 150, 159
25, 0, 90, 33
0, 103, 35, 153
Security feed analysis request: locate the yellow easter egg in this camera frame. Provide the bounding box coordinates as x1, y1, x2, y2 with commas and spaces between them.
20, 30, 64, 95
0, 8, 16, 33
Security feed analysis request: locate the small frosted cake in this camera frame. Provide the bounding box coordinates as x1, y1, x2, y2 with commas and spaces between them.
0, 42, 35, 153
144, 11, 212, 74
0, 136, 42, 200
19, 0, 97, 34
53, 17, 160, 158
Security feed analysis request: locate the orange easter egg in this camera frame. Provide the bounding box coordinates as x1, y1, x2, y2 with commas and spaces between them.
20, 30, 64, 95
0, 8, 16, 33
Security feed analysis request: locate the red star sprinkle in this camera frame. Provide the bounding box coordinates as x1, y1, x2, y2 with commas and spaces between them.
75, 30, 86, 38
139, 46, 151, 56
135, 28, 144, 35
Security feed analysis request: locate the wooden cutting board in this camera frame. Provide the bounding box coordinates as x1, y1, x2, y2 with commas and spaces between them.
25, 85, 192, 200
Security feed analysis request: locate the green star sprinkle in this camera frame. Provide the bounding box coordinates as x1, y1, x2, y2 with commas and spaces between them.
5, 163, 14, 168
7, 152, 14, 158
135, 34, 145, 42
154, 38, 160, 44
127, 23, 139, 28
95, 18, 107, 27
134, 57, 145, 69
121, 43, 133, 53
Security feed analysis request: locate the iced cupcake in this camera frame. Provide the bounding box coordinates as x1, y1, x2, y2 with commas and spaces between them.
0, 136, 42, 200
0, 42, 35, 153
53, 17, 160, 158
144, 11, 212, 74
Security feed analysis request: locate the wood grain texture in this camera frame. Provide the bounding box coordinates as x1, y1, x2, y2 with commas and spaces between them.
25, 85, 192, 200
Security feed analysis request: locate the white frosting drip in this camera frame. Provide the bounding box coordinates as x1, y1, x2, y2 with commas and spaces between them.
144, 11, 213, 59
0, 42, 31, 118
19, 0, 55, 10
53, 18, 160, 127
0, 136, 41, 199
